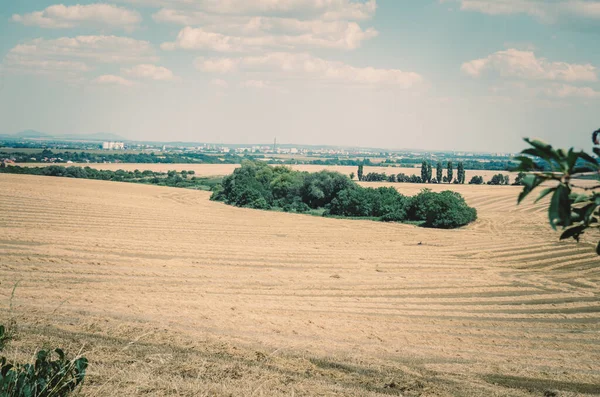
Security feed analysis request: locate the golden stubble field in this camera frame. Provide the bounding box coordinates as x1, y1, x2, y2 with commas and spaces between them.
0, 171, 599, 396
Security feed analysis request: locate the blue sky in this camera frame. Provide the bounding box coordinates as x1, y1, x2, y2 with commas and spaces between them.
1, 0, 599, 152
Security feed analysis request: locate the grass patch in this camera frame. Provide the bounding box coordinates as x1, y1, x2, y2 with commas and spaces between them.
484, 374, 600, 395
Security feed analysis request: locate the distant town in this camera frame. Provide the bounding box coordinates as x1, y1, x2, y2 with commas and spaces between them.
0, 130, 517, 170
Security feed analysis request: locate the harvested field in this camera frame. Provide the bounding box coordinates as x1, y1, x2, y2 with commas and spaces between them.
0, 174, 599, 396
17, 162, 512, 181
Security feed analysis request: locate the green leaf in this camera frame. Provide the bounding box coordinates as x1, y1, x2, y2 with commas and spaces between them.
526, 138, 552, 152
518, 175, 545, 204
560, 225, 585, 241
566, 148, 578, 170
513, 156, 543, 172
549, 185, 571, 230
578, 151, 599, 168
521, 148, 545, 158
573, 166, 598, 174
524, 138, 561, 164
549, 188, 561, 230
582, 203, 598, 224
535, 187, 555, 203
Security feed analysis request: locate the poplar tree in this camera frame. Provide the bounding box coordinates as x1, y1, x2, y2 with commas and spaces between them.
427, 162, 433, 183
457, 162, 465, 184
447, 161, 454, 183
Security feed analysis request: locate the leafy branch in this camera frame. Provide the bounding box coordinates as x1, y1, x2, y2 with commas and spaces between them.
516, 129, 600, 254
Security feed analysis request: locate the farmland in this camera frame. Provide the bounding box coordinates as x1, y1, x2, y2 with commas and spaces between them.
0, 172, 599, 396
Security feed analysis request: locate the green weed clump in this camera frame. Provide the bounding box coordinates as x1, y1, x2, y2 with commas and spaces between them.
0, 325, 87, 397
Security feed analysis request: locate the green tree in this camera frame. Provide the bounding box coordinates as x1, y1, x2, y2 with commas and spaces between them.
357, 163, 364, 182
513, 172, 526, 185
427, 162, 433, 183
468, 175, 484, 185
436, 161, 443, 183
408, 189, 477, 228
447, 161, 454, 183
349, 172, 355, 180
457, 162, 465, 184
488, 174, 508, 185
515, 130, 600, 254
421, 161, 428, 184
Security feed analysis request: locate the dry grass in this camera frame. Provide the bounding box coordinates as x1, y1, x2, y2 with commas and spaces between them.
0, 173, 599, 396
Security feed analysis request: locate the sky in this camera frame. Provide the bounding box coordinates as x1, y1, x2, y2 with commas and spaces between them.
0, 0, 599, 152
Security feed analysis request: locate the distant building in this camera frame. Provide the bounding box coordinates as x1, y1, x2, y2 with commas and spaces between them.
102, 141, 125, 150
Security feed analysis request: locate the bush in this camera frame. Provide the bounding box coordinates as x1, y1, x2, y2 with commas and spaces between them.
0, 322, 87, 397
487, 173, 508, 185
512, 172, 526, 186
0, 349, 87, 396
468, 176, 484, 185
0, 326, 8, 351
408, 189, 477, 228
210, 161, 273, 209
362, 172, 387, 182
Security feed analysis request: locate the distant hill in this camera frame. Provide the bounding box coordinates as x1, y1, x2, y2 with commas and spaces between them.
3, 131, 127, 142
13, 130, 51, 138
60, 132, 127, 141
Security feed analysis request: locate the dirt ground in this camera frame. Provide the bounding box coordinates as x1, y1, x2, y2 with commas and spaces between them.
0, 172, 599, 396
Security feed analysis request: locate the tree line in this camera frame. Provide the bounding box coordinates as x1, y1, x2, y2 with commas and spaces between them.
1, 148, 525, 171
0, 165, 222, 191
1, 149, 249, 164
355, 161, 525, 186
211, 161, 477, 229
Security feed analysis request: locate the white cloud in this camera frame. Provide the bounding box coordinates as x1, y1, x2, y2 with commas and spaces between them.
8, 36, 158, 65
543, 83, 600, 98
122, 64, 176, 80
118, 0, 377, 20
93, 74, 135, 86
446, 0, 600, 23
3, 55, 90, 75
490, 81, 600, 100
196, 52, 423, 88
150, 1, 378, 53
199, 58, 239, 73
2, 35, 158, 83
241, 79, 269, 88
12, 4, 142, 30
210, 78, 229, 88
161, 22, 377, 52
154, 9, 376, 38
461, 49, 597, 82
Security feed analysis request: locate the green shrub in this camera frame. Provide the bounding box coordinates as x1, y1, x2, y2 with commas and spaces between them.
0, 322, 87, 397
0, 326, 8, 351
487, 173, 508, 185
409, 189, 477, 228
0, 349, 87, 397
468, 176, 484, 185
